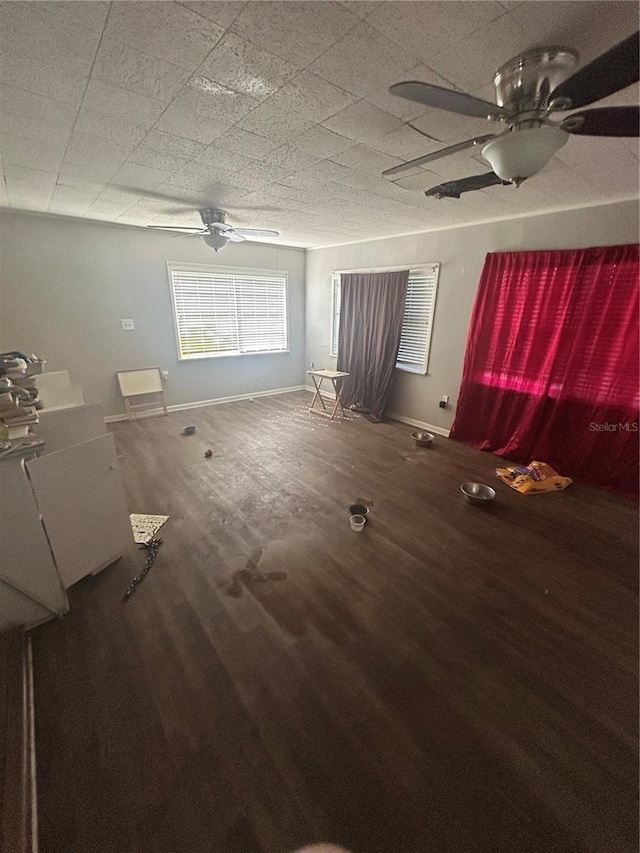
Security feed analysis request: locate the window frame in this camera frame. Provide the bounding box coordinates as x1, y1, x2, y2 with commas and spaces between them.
167, 261, 289, 361
330, 264, 440, 374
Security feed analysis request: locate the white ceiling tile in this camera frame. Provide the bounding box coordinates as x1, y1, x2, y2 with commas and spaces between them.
92, 38, 192, 104
372, 125, 442, 160
58, 161, 121, 187
237, 103, 315, 144
228, 160, 292, 191
0, 50, 87, 107
366, 1, 506, 63
81, 79, 167, 127
293, 126, 357, 157
3, 164, 57, 188
127, 146, 191, 173
195, 145, 256, 173
104, 2, 225, 70
75, 109, 151, 148
262, 144, 322, 174
428, 15, 530, 93
64, 133, 133, 170
267, 72, 357, 122
0, 113, 72, 148
139, 130, 206, 160
214, 127, 282, 159
177, 1, 247, 29
0, 85, 79, 128
112, 162, 176, 192
309, 21, 420, 97
231, 1, 359, 68
330, 144, 403, 176
0, 1, 109, 76
184, 77, 258, 121
321, 100, 403, 143
555, 136, 640, 196
154, 90, 236, 144
196, 32, 299, 101
1, 134, 66, 172
49, 183, 102, 208
197, 182, 252, 207
165, 162, 235, 191
339, 2, 383, 20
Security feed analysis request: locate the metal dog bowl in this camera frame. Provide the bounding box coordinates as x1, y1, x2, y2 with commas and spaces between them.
411, 430, 434, 447
460, 482, 496, 505
349, 504, 369, 517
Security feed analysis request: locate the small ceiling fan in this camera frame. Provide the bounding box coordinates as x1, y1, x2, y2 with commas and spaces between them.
383, 31, 639, 199
147, 208, 280, 251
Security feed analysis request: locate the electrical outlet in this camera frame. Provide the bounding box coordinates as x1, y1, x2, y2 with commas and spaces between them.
161, 370, 169, 382
439, 394, 449, 409
121, 318, 135, 331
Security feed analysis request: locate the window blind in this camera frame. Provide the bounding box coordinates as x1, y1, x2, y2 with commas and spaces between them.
331, 265, 440, 373
169, 265, 287, 360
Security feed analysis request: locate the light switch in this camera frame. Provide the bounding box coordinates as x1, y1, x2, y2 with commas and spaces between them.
121, 318, 135, 331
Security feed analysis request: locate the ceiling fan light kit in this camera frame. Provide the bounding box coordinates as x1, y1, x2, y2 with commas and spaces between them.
384, 31, 639, 199
481, 125, 569, 183
203, 231, 230, 252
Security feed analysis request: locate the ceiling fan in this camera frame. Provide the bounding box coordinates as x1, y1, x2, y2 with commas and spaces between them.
146, 208, 280, 251
383, 31, 639, 199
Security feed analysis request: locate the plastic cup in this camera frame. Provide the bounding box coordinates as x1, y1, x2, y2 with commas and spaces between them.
349, 514, 366, 532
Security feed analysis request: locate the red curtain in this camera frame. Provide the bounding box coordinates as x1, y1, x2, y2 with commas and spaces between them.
450, 244, 639, 498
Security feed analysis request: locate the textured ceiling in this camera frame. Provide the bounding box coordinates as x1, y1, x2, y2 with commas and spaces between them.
0, 1, 638, 248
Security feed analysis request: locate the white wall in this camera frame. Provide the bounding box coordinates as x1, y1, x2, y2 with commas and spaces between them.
0, 211, 305, 417
305, 199, 639, 431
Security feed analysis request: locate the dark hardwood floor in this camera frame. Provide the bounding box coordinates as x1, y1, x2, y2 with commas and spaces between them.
31, 391, 638, 853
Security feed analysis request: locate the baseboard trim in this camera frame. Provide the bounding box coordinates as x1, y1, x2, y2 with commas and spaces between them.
303, 389, 451, 436
105, 384, 306, 423
386, 411, 451, 437
304, 384, 335, 400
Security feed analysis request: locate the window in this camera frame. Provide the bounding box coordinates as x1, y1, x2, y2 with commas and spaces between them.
330, 265, 440, 373
168, 263, 288, 360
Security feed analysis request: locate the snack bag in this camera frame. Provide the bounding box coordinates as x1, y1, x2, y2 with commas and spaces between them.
496, 460, 572, 494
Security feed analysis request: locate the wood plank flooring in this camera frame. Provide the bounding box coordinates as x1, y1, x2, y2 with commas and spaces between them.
30, 392, 638, 853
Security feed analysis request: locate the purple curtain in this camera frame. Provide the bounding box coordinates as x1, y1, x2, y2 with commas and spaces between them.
336, 271, 408, 422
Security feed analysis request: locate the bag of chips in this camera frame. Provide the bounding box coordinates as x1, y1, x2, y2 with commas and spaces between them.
496, 460, 572, 494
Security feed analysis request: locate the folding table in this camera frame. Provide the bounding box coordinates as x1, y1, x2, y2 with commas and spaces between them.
308, 369, 350, 420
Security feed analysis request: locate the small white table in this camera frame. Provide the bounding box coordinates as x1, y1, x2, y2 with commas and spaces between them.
308, 369, 350, 420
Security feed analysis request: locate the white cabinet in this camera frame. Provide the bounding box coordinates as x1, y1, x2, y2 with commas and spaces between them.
26, 434, 132, 589
0, 404, 133, 630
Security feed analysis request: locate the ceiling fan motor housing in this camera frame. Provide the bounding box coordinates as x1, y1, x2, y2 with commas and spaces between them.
494, 47, 579, 112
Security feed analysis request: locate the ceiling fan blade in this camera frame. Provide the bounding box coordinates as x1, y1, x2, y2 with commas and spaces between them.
425, 172, 511, 199
382, 135, 498, 179
226, 231, 246, 242
233, 228, 281, 238
146, 225, 206, 233
561, 106, 639, 137
551, 31, 639, 109
209, 221, 233, 232
389, 81, 508, 119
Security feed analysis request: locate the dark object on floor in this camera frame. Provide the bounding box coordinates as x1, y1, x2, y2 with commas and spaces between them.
349, 503, 369, 517
204, 448, 213, 458
182, 425, 196, 435
124, 537, 163, 598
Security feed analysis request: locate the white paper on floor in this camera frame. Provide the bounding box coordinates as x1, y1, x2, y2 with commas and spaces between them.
130, 513, 169, 544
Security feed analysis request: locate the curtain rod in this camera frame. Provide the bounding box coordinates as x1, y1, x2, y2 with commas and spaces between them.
330, 262, 438, 274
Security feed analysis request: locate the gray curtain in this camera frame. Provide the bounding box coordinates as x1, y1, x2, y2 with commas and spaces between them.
336, 270, 409, 422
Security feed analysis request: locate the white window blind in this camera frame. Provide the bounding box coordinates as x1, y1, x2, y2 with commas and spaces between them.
331, 265, 440, 373
168, 264, 288, 360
